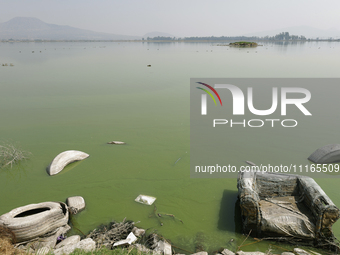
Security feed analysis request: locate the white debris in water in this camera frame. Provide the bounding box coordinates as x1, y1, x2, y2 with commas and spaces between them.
135, 195, 156, 205
113, 232, 137, 246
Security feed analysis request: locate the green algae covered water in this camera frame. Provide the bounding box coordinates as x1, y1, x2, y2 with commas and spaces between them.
1, 41, 340, 254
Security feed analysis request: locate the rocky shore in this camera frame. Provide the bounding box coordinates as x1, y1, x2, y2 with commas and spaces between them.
11, 218, 324, 255
0, 195, 329, 255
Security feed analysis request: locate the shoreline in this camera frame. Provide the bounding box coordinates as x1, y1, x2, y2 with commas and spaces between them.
8, 219, 330, 255
0, 39, 338, 43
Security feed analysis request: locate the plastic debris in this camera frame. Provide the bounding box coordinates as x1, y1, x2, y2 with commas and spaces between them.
135, 195, 156, 205
113, 232, 137, 246
107, 141, 126, 145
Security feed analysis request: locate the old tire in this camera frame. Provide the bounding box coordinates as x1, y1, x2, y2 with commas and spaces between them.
47, 150, 90, 176
0, 202, 69, 243
308, 144, 340, 163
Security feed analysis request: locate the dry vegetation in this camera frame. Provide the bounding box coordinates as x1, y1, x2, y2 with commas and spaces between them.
0, 226, 25, 255
0, 142, 30, 169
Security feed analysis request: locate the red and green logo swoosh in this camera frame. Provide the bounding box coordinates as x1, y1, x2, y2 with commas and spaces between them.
196, 82, 222, 106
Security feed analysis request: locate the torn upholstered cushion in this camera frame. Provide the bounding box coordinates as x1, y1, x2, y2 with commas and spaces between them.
260, 196, 315, 239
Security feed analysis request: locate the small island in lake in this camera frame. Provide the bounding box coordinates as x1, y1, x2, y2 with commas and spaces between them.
229, 41, 258, 47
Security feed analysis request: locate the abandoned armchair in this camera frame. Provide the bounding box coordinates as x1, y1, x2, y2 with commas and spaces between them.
237, 171, 340, 249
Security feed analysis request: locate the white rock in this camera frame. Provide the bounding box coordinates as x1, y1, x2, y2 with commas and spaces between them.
191, 252, 208, 255
154, 240, 172, 255
55, 235, 81, 249
33, 224, 71, 250
75, 238, 96, 252
236, 252, 266, 255
66, 196, 86, 214
281, 252, 295, 255
132, 227, 145, 237
222, 249, 235, 255
54, 238, 95, 255
54, 245, 76, 255
293, 248, 312, 255
133, 244, 161, 255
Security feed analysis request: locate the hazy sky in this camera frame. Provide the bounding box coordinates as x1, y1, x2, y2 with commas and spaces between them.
1, 0, 340, 37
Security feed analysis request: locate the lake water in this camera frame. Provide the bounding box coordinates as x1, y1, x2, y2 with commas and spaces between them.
1, 41, 340, 254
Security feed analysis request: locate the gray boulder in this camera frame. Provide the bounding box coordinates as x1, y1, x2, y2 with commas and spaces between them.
133, 244, 161, 255
55, 235, 81, 249
293, 248, 312, 255
191, 252, 208, 255
54, 238, 95, 255
132, 227, 145, 237
154, 240, 172, 255
66, 196, 86, 214
31, 224, 71, 250
221, 249, 235, 255
236, 252, 266, 255
75, 238, 96, 252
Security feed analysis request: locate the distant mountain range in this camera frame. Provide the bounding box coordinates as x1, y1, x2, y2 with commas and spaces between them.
0, 17, 142, 40
1, 17, 339, 41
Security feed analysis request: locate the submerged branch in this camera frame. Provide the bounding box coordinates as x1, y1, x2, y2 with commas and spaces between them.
0, 142, 31, 169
